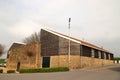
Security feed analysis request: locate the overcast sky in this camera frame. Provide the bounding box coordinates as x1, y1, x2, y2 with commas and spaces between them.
0, 0, 120, 58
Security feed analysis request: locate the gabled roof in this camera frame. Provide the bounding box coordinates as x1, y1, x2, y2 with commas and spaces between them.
8, 42, 25, 51
42, 28, 110, 53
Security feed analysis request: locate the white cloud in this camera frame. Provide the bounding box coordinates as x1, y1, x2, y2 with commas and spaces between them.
9, 19, 41, 37
0, 0, 120, 57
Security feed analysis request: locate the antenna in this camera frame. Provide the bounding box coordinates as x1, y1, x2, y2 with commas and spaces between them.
68, 18, 71, 69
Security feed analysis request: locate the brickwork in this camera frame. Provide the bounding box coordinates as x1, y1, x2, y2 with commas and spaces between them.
6, 43, 41, 70
81, 56, 114, 68
50, 55, 113, 69
7, 48, 114, 70
50, 56, 59, 67
50, 55, 81, 69
69, 55, 81, 69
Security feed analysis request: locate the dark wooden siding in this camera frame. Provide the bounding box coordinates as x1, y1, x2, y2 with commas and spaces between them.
70, 41, 80, 55
110, 54, 114, 60
81, 45, 91, 57
94, 49, 99, 58
101, 52, 104, 59
40, 29, 114, 58
58, 37, 68, 55
59, 37, 80, 55
40, 29, 59, 56
106, 53, 109, 60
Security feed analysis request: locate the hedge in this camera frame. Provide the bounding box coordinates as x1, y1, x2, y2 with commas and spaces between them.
20, 67, 69, 73
0, 59, 5, 64
7, 70, 15, 73
0, 69, 3, 73
114, 57, 120, 60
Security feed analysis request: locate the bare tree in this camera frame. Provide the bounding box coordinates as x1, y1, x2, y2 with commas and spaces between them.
0, 44, 5, 57
23, 31, 41, 44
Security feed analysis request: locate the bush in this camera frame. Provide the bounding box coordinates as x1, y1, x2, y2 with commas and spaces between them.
40, 67, 69, 73
20, 68, 40, 73
0, 69, 3, 73
114, 57, 120, 60
20, 67, 69, 73
7, 70, 15, 73
0, 59, 5, 64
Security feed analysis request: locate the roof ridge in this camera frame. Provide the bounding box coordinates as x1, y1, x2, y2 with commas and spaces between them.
42, 28, 110, 53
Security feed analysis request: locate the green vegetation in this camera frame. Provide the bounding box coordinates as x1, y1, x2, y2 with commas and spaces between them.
7, 70, 15, 73
0, 59, 5, 64
114, 57, 120, 60
39, 67, 69, 73
20, 67, 69, 73
0, 69, 3, 73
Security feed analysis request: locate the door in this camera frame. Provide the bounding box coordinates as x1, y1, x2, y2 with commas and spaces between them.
16, 62, 20, 72
42, 56, 50, 68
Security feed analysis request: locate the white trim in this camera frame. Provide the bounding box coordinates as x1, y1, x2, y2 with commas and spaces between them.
41, 28, 111, 53
14, 42, 26, 45
42, 28, 81, 44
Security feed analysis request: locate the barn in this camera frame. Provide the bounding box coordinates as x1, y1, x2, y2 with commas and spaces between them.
6, 28, 114, 70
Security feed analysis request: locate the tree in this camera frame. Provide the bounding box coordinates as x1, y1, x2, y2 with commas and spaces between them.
23, 31, 41, 44
114, 57, 120, 60
0, 44, 5, 57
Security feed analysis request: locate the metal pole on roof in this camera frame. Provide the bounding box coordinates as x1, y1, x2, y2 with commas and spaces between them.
68, 18, 71, 69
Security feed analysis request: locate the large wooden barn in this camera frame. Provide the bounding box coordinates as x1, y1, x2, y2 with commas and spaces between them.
6, 28, 114, 70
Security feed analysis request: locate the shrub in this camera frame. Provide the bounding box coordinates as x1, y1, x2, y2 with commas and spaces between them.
20, 67, 69, 73
0, 59, 5, 64
20, 68, 40, 73
40, 67, 69, 73
114, 57, 120, 60
7, 70, 15, 73
0, 69, 3, 73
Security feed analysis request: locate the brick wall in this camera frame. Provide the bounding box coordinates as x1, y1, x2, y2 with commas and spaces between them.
6, 43, 42, 70
81, 56, 114, 68
7, 42, 114, 70
50, 55, 81, 69
50, 55, 114, 69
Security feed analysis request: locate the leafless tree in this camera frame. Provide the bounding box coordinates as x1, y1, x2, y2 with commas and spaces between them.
0, 44, 5, 57
23, 31, 41, 44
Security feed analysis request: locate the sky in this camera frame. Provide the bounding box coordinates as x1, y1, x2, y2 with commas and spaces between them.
0, 0, 120, 58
